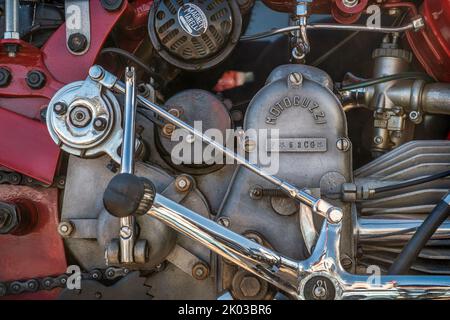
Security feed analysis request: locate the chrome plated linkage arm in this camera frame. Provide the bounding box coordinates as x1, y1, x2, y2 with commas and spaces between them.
147, 193, 450, 300
88, 65, 341, 221
119, 67, 137, 263
240, 18, 424, 42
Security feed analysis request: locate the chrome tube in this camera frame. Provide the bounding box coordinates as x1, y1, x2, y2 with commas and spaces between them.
148, 194, 301, 297
88, 65, 340, 220
119, 67, 137, 264
4, 0, 19, 40
121, 67, 137, 174
146, 193, 450, 299
357, 218, 450, 243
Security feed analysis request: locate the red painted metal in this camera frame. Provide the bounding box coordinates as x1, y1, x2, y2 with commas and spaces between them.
42, 1, 128, 85
0, 1, 129, 185
0, 108, 60, 185
406, 0, 450, 82
0, 185, 66, 300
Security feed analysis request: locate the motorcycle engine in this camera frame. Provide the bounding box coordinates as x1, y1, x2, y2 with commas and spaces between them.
2, 0, 450, 301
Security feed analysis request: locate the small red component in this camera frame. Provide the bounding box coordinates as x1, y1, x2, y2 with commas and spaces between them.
0, 185, 66, 300
406, 0, 450, 82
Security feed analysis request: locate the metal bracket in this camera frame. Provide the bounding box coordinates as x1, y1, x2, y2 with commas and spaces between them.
65, 0, 91, 55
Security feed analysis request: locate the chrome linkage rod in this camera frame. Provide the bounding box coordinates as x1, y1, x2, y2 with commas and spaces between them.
145, 192, 450, 299
88, 65, 342, 221
119, 67, 137, 264
240, 17, 424, 42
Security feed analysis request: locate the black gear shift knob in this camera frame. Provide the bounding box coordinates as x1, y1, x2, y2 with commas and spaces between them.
103, 173, 156, 218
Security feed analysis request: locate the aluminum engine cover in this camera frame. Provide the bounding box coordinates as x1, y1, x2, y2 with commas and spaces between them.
219, 65, 352, 260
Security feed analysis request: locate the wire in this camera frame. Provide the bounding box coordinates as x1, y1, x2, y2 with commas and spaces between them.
388, 193, 450, 275
100, 47, 162, 83
339, 72, 433, 91
373, 170, 450, 194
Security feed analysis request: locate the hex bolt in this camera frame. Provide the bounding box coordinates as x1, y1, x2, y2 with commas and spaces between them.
240, 276, 261, 297
68, 33, 88, 53
58, 221, 74, 237
0, 202, 20, 235
409, 111, 422, 124
288, 72, 303, 86
192, 262, 209, 280
162, 123, 176, 138
70, 105, 92, 128
0, 67, 11, 87
175, 175, 192, 192
93, 117, 107, 131
26, 70, 46, 89
89, 65, 104, 81
336, 137, 351, 152
53, 102, 68, 115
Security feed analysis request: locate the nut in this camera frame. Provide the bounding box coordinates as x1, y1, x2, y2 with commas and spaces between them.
162, 123, 176, 138
175, 175, 192, 192
58, 221, 74, 237
192, 262, 209, 280
93, 117, 108, 131
53, 102, 68, 115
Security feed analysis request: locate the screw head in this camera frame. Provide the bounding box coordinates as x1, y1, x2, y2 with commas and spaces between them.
373, 136, 383, 145
336, 137, 351, 152
53, 102, 68, 115
93, 117, 108, 131
288, 72, 303, 86
68, 33, 88, 53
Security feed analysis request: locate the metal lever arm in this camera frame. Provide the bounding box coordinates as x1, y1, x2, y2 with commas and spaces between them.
146, 192, 450, 300
88, 65, 341, 221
